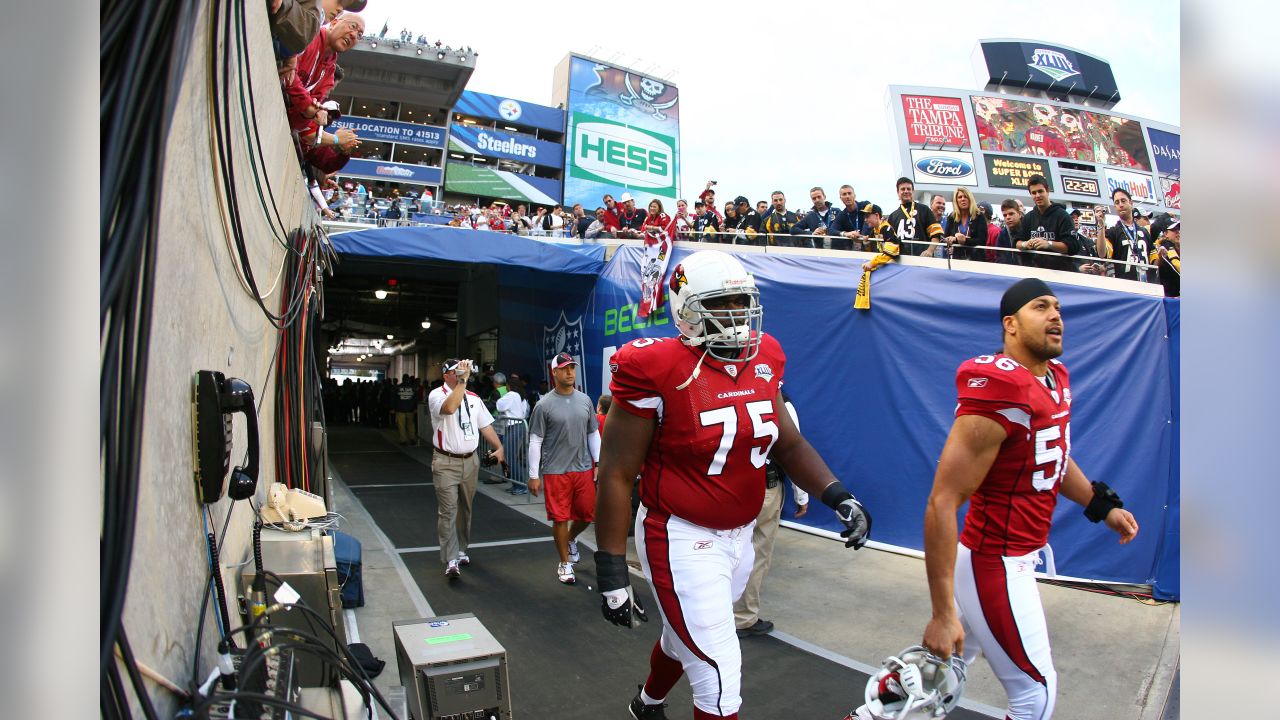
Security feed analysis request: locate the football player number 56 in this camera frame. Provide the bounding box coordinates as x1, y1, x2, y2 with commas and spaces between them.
699, 400, 779, 476
1031, 424, 1069, 491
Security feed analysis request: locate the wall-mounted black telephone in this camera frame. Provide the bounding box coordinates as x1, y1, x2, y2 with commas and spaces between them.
192, 371, 259, 504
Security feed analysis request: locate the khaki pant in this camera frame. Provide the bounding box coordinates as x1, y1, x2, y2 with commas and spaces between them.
733, 482, 783, 628
432, 453, 479, 565
396, 411, 415, 443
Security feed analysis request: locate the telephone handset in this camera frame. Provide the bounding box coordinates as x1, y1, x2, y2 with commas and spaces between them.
193, 370, 259, 504
260, 482, 327, 529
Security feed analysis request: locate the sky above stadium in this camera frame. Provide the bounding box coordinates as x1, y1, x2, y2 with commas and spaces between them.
375, 0, 1179, 210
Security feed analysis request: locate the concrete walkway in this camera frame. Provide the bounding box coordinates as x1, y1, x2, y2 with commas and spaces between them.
330, 431, 1178, 719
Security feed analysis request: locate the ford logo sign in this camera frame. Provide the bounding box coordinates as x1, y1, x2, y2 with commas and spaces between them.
916, 156, 974, 178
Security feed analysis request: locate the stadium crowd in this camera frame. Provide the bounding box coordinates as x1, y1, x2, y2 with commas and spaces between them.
263, 2, 1179, 298
442, 179, 1180, 297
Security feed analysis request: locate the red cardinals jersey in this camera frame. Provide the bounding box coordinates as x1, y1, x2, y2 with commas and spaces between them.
1023, 126, 1068, 158
609, 334, 786, 530
954, 354, 1073, 556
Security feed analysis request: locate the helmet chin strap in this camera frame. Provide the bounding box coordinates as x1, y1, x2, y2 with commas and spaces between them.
675, 347, 710, 391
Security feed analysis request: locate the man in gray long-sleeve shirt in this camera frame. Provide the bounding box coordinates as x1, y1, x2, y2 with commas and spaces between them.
528, 353, 600, 585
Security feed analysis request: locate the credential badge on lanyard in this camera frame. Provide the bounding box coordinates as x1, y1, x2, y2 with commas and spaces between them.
459, 398, 477, 440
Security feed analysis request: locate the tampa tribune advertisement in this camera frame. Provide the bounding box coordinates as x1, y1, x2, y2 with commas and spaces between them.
971, 95, 1151, 171
563, 56, 681, 210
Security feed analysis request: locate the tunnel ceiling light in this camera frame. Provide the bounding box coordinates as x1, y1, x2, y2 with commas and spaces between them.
421, 319, 431, 329
386, 334, 395, 340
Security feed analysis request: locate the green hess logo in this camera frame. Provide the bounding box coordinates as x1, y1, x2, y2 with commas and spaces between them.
570, 113, 676, 196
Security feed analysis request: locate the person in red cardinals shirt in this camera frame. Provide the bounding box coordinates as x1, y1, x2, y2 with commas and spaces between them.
921, 278, 1139, 720
698, 181, 724, 223
615, 192, 648, 239
641, 199, 674, 238
601, 194, 623, 234
284, 13, 364, 133
594, 250, 872, 720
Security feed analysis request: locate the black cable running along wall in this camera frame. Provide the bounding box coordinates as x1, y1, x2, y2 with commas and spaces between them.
101, 0, 198, 716
103, 0, 335, 714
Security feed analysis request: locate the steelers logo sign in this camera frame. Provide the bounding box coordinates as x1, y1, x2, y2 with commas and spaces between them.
498, 99, 522, 121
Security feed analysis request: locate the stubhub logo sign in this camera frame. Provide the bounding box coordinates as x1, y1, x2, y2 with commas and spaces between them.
909, 149, 977, 186
570, 114, 676, 193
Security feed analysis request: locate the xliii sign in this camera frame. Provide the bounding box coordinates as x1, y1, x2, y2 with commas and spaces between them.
569, 113, 676, 196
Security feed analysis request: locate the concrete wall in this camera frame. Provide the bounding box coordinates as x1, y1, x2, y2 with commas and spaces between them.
120, 3, 315, 714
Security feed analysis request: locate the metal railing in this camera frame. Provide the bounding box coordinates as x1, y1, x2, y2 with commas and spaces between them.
479, 417, 534, 502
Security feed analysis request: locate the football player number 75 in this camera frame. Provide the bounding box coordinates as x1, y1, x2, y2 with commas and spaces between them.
699, 401, 779, 476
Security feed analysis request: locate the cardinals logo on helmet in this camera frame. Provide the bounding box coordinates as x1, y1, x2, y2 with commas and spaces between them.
670, 264, 688, 294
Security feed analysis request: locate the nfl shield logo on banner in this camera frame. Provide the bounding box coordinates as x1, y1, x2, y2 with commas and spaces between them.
543, 311, 585, 391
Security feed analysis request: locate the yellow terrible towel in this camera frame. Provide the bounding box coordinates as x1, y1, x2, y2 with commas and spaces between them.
854, 242, 898, 310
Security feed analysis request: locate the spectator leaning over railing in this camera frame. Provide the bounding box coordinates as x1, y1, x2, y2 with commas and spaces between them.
548, 205, 567, 237
973, 201, 1013, 263
529, 206, 547, 236
792, 186, 838, 250
728, 195, 763, 245
284, 13, 364, 134
615, 193, 647, 239
919, 194, 950, 257
998, 199, 1023, 265
601, 194, 623, 234
831, 185, 871, 252
585, 207, 613, 241
1070, 208, 1109, 276
887, 177, 944, 258
641, 199, 673, 238
1094, 188, 1154, 283
1012, 174, 1082, 273
672, 200, 695, 240
698, 181, 723, 223
1148, 213, 1181, 298
693, 200, 720, 242
571, 204, 593, 239
761, 191, 800, 247
862, 204, 891, 248
270, 0, 366, 56
942, 186, 987, 261
510, 204, 532, 235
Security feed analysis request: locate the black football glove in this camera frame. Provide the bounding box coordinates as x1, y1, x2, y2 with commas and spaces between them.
601, 588, 649, 628
836, 497, 872, 549
595, 551, 648, 628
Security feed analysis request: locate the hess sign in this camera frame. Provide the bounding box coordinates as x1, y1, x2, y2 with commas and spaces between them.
571, 114, 676, 194
1062, 175, 1100, 197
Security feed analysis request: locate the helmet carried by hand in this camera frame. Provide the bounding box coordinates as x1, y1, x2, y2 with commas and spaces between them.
848, 646, 967, 720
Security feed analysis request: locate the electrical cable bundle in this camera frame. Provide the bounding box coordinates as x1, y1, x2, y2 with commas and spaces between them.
189, 587, 402, 720
207, 0, 337, 500
101, 0, 199, 716
273, 227, 327, 496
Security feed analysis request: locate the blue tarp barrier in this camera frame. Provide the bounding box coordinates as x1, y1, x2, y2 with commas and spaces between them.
588, 246, 1179, 595
1152, 299, 1180, 600
329, 225, 606, 275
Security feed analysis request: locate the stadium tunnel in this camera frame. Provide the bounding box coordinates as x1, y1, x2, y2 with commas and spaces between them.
321, 225, 606, 383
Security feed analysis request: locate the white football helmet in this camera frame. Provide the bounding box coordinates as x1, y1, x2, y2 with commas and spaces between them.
667, 250, 763, 362
847, 646, 967, 720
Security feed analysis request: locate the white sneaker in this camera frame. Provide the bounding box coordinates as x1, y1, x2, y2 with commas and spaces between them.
567, 539, 580, 564
557, 562, 576, 585
445, 560, 460, 579
457, 552, 471, 567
